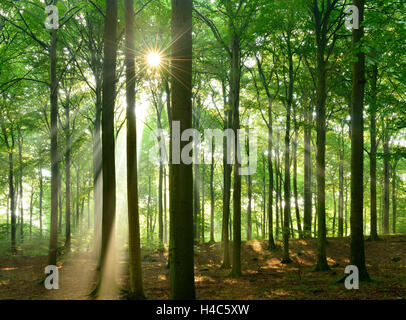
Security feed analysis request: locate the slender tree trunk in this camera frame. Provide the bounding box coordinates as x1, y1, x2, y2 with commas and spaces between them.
221, 84, 232, 268
193, 163, 200, 242
29, 187, 34, 239
275, 130, 280, 239
210, 142, 215, 243
8, 143, 16, 253
18, 128, 24, 241
192, 102, 200, 243
392, 163, 397, 234
76, 166, 80, 229
156, 107, 164, 249
333, 183, 337, 237
48, 1, 59, 265
169, 0, 195, 299
293, 103, 302, 239
246, 134, 252, 241
256, 57, 276, 248
369, 64, 379, 240
201, 164, 205, 243
87, 191, 90, 229
92, 82, 103, 258
125, 0, 145, 299
65, 101, 71, 252
383, 134, 390, 234
313, 185, 317, 238
314, 37, 329, 272
303, 103, 313, 238
147, 175, 151, 241
338, 124, 344, 237
94, 0, 118, 297
6, 193, 9, 237
231, 33, 242, 278
345, 179, 348, 236
58, 168, 63, 233
349, 0, 369, 281
39, 165, 43, 238
164, 167, 168, 244
282, 37, 293, 263
262, 155, 266, 240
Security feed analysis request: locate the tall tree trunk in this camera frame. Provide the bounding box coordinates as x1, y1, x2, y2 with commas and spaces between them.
338, 123, 344, 237
76, 166, 80, 229
282, 37, 293, 263
29, 186, 34, 239
345, 178, 348, 236
156, 103, 164, 249
303, 103, 313, 238
369, 64, 379, 240
147, 175, 151, 241
125, 0, 145, 299
383, 134, 390, 234
391, 163, 397, 234
201, 164, 205, 243
65, 100, 71, 252
262, 155, 266, 240
169, 0, 195, 299
87, 191, 90, 229
221, 83, 232, 268
333, 183, 337, 237
164, 167, 168, 244
6, 192, 9, 237
192, 103, 200, 242
193, 163, 200, 242
39, 164, 43, 238
58, 167, 62, 233
313, 185, 317, 238
94, 0, 118, 297
246, 134, 252, 241
93, 82, 103, 258
210, 142, 215, 243
293, 103, 302, 239
231, 33, 242, 278
48, 0, 59, 265
18, 127, 24, 241
256, 56, 276, 248
7, 139, 16, 253
275, 130, 280, 239
314, 33, 329, 272
349, 0, 369, 281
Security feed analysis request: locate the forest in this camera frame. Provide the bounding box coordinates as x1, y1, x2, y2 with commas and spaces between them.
0, 0, 405, 301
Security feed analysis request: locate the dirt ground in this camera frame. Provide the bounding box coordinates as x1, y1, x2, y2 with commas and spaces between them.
0, 235, 405, 300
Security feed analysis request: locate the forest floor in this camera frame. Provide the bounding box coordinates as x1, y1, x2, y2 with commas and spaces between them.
0, 235, 405, 300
